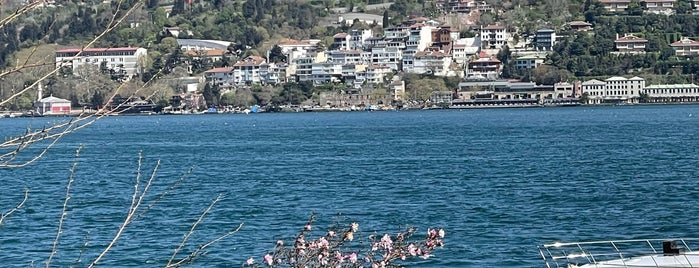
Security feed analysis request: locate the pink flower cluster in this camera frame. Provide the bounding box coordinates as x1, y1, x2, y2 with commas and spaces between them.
243, 213, 445, 268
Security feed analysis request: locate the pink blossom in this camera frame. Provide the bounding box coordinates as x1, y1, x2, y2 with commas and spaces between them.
438, 229, 445, 238
264, 254, 273, 265
350, 222, 359, 232
327, 230, 336, 237
334, 251, 343, 262
348, 253, 358, 263
246, 257, 254, 265
408, 243, 417, 256
305, 224, 312, 231
276, 240, 284, 247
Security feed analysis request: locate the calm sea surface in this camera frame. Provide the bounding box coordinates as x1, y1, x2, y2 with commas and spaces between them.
1, 105, 699, 267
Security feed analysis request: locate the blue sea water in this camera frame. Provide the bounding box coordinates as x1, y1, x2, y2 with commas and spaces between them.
1, 105, 699, 267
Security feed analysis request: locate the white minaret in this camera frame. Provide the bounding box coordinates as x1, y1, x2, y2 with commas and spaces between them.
37, 83, 43, 101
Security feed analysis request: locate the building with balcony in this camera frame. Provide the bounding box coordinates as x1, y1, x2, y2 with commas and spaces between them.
413, 51, 453, 76
614, 34, 648, 54
480, 24, 508, 50
670, 37, 699, 57
533, 29, 556, 50
55, 47, 147, 79
598, 0, 675, 13
514, 53, 546, 69
204, 67, 234, 87
466, 51, 501, 79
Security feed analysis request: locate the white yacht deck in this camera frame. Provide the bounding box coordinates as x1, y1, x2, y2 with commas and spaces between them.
539, 238, 699, 268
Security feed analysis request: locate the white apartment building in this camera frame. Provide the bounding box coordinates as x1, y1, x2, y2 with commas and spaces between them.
452, 37, 481, 64
204, 67, 234, 87
327, 50, 369, 65
413, 51, 453, 76
480, 24, 508, 50
643, 84, 699, 102
581, 76, 645, 104
370, 45, 403, 71
55, 47, 147, 78
292, 52, 328, 81
402, 23, 435, 72
364, 64, 393, 84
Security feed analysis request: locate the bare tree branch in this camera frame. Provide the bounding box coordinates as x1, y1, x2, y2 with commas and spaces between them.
46, 145, 83, 268
166, 194, 243, 267
0, 188, 28, 225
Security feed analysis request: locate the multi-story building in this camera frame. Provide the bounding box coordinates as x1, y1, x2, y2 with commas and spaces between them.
364, 64, 393, 84
598, 0, 675, 13
327, 50, 368, 65
614, 34, 648, 54
230, 56, 268, 85
554, 81, 580, 98
436, 0, 493, 13
291, 52, 328, 81
466, 51, 501, 79
413, 51, 453, 76
204, 67, 234, 87
452, 37, 481, 64
644, 0, 675, 13
480, 24, 508, 50
402, 23, 436, 72
55, 47, 147, 78
514, 53, 546, 69
370, 45, 403, 71
431, 25, 459, 52
533, 29, 556, 50
580, 79, 606, 103
670, 37, 699, 57
581, 76, 645, 104
332, 29, 374, 51
643, 84, 699, 102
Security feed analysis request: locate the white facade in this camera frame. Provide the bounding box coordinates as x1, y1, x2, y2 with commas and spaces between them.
481, 24, 508, 50
349, 29, 373, 50
413, 51, 453, 76
643, 84, 699, 102
204, 67, 234, 87
327, 50, 369, 65
582, 76, 645, 104
370, 46, 403, 71
55, 47, 147, 78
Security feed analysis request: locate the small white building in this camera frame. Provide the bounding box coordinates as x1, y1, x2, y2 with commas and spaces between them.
480, 24, 508, 50
34, 92, 71, 115
643, 84, 699, 102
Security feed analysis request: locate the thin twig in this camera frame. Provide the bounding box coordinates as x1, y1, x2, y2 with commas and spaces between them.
167, 194, 223, 266
87, 155, 159, 268
166, 222, 244, 268
46, 145, 83, 268
0, 188, 29, 225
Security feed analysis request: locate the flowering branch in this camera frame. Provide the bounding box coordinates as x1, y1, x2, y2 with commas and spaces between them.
244, 213, 445, 268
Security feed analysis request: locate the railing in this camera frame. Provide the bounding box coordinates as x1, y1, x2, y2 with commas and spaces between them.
539, 238, 699, 268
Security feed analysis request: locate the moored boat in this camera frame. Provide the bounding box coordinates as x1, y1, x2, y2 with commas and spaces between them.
539, 238, 699, 268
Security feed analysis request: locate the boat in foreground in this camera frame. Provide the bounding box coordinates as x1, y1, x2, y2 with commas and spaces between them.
539, 238, 699, 268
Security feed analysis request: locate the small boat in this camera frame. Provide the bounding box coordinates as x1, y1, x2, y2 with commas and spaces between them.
539, 238, 699, 268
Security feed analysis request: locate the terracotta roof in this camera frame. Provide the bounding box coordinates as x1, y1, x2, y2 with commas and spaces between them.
333, 33, 348, 38
671, 38, 699, 47
56, 47, 141, 53
204, 67, 233, 73
615, 34, 648, 43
